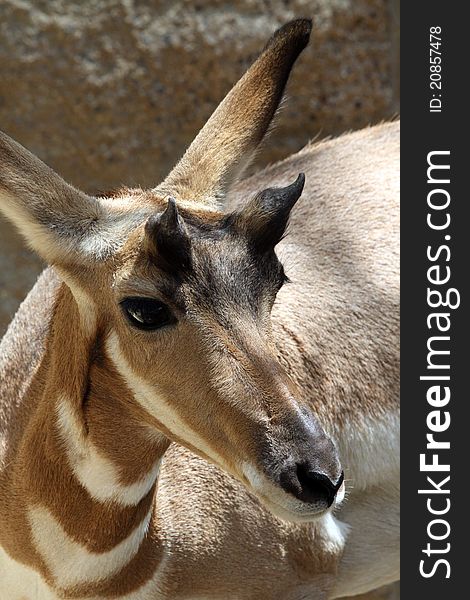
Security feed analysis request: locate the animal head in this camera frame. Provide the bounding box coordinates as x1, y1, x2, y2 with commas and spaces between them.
0, 19, 343, 521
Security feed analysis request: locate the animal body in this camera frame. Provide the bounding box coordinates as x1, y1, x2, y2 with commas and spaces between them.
0, 19, 399, 600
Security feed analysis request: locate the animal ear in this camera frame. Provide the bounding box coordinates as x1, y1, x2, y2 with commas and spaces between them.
230, 173, 305, 252
156, 19, 312, 204
0, 131, 112, 265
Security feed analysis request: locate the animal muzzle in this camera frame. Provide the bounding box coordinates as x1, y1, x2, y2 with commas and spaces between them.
277, 420, 343, 507
278, 459, 344, 508
243, 411, 344, 521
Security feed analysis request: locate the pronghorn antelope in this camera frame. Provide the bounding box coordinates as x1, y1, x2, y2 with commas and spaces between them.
0, 18, 399, 600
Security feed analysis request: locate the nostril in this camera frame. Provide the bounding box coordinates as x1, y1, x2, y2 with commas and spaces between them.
279, 463, 344, 507
296, 464, 337, 506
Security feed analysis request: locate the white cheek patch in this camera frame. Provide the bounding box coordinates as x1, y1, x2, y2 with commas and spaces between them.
28, 504, 152, 590
56, 399, 161, 507
105, 331, 228, 470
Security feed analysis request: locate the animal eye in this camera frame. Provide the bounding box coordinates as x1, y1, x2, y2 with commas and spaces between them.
120, 297, 176, 331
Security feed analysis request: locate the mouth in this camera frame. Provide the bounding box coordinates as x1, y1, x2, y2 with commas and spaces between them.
256, 483, 345, 523
242, 463, 345, 523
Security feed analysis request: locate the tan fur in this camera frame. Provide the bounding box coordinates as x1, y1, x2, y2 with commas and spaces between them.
0, 19, 398, 600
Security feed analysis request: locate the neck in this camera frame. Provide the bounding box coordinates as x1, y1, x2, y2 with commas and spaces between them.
0, 283, 170, 596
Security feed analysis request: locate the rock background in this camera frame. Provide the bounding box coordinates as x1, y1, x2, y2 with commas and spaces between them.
0, 2, 399, 597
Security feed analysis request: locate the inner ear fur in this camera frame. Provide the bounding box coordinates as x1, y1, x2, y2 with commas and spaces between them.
0, 130, 105, 265
0, 131, 150, 267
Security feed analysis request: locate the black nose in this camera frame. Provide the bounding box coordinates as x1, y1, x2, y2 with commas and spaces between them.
279, 463, 344, 507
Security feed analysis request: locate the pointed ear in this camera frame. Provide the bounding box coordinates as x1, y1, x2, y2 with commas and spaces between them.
156, 19, 312, 204
0, 131, 110, 264
230, 173, 305, 252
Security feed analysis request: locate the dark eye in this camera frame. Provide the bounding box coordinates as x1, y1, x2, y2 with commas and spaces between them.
120, 297, 176, 331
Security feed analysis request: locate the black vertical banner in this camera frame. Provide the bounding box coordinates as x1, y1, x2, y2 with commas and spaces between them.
401, 3, 467, 598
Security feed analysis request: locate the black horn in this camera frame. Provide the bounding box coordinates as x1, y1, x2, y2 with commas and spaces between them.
230, 173, 305, 252
145, 198, 192, 271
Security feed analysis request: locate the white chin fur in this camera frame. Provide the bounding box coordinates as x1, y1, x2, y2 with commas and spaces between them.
334, 481, 346, 506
